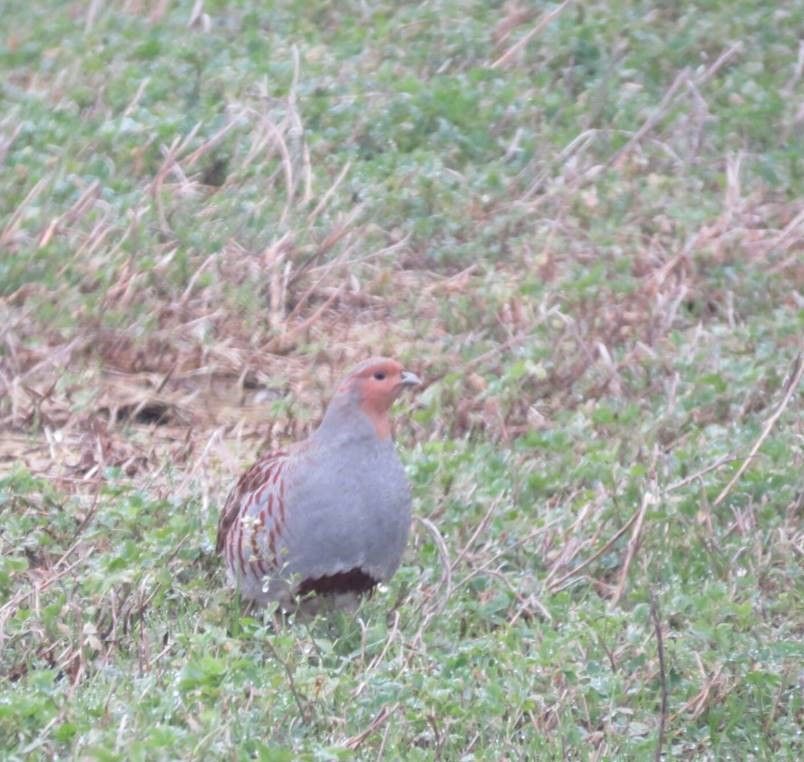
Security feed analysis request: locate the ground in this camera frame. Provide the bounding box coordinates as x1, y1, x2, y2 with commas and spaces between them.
0, 0, 802, 759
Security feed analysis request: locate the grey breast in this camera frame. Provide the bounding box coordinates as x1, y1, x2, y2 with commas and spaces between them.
281, 435, 412, 584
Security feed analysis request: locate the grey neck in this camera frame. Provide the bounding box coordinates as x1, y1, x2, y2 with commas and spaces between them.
313, 391, 384, 448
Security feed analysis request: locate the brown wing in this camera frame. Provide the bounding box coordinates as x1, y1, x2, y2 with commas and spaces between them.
216, 450, 288, 555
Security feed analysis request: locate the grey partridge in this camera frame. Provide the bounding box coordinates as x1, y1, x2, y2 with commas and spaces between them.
217, 357, 420, 611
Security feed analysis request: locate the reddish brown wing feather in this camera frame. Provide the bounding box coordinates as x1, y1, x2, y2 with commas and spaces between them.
216, 450, 288, 555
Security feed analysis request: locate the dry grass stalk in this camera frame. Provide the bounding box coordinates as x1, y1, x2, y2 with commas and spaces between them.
607, 68, 691, 171
415, 515, 452, 613
491, 0, 573, 69
454, 518, 565, 593
547, 503, 641, 593
713, 353, 803, 507
611, 485, 655, 606
492, 3, 536, 48
307, 160, 352, 225
344, 703, 399, 750
650, 591, 668, 762
1, 177, 48, 248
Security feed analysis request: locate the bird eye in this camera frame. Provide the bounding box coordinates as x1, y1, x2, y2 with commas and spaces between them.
373, 372, 386, 380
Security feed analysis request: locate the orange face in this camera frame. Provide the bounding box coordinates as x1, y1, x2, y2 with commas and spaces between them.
343, 357, 421, 437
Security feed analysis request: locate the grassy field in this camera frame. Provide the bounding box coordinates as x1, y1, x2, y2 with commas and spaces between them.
1, 0, 802, 758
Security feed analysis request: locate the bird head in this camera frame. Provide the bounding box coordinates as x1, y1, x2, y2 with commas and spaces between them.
324, 357, 421, 440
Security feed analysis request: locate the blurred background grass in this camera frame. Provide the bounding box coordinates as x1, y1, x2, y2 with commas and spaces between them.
1, 0, 802, 758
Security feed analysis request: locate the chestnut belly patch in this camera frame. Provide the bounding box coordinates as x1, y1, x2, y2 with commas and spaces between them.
296, 567, 378, 598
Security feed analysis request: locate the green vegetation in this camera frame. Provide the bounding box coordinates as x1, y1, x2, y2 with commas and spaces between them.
1, 0, 802, 758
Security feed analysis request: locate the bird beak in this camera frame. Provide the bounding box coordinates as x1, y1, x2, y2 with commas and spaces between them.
400, 370, 421, 387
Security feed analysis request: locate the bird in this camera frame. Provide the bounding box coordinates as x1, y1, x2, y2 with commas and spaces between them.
216, 357, 421, 613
